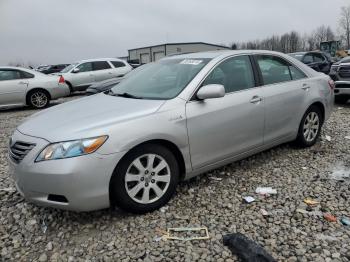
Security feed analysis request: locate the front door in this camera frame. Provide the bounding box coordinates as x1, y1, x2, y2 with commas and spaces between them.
72, 62, 95, 89
186, 55, 264, 169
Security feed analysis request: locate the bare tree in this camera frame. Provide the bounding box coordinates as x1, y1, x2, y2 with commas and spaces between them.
339, 5, 350, 49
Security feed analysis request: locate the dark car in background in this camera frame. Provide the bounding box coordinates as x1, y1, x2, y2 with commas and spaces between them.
288, 51, 332, 74
329, 56, 350, 103
37, 64, 70, 74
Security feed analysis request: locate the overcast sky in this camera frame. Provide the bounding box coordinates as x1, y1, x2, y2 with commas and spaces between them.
0, 0, 348, 65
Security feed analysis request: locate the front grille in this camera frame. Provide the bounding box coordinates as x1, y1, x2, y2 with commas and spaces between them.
9, 141, 36, 163
339, 65, 350, 78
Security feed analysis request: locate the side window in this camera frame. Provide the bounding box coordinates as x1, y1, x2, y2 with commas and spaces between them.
202, 56, 255, 93
92, 61, 111, 71
303, 54, 314, 64
313, 54, 325, 63
0, 70, 21, 81
256, 55, 292, 85
76, 62, 93, 72
289, 66, 307, 80
20, 71, 34, 79
111, 61, 126, 68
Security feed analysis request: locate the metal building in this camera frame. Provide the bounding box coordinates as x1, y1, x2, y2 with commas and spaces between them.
128, 42, 230, 64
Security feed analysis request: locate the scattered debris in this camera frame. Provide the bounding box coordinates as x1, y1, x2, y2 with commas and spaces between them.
243, 196, 255, 203
223, 233, 277, 262
296, 209, 322, 217
0, 187, 16, 192
40, 215, 47, 234
153, 236, 164, 242
325, 135, 331, 142
304, 198, 319, 207
323, 213, 337, 222
260, 209, 269, 216
301, 167, 308, 170
164, 227, 210, 241
329, 163, 350, 181
209, 176, 223, 181
345, 136, 350, 140
338, 107, 343, 110
255, 187, 277, 195
340, 217, 350, 226
160, 206, 169, 213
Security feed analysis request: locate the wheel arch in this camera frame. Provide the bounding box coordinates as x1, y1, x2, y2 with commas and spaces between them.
25, 88, 51, 105
65, 80, 73, 92
309, 101, 325, 124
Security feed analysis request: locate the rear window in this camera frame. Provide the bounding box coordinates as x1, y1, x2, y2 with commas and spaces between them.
111, 61, 126, 68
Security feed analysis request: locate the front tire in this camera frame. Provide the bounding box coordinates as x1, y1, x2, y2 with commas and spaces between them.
110, 144, 179, 214
27, 90, 50, 109
295, 105, 323, 147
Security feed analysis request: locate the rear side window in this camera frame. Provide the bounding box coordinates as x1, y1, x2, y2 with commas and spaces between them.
20, 71, 34, 79
110, 61, 126, 68
202, 55, 255, 93
313, 53, 325, 63
289, 66, 306, 80
256, 55, 292, 85
0, 70, 22, 81
92, 61, 111, 71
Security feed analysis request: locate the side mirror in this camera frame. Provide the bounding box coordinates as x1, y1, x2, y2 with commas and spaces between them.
72, 68, 80, 73
197, 84, 225, 100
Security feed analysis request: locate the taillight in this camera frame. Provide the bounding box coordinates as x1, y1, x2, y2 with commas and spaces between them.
328, 79, 335, 91
58, 75, 65, 84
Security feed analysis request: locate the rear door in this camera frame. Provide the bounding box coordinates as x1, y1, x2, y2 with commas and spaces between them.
110, 61, 130, 77
255, 55, 309, 143
186, 55, 265, 169
92, 61, 113, 82
0, 69, 30, 106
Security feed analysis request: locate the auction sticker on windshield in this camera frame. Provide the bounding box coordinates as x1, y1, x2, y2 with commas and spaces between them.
180, 59, 203, 65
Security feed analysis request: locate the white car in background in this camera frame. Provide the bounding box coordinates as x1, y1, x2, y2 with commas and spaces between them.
0, 67, 70, 109
57, 58, 133, 93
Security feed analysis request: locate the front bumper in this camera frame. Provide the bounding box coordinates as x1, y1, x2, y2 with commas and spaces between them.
334, 81, 350, 96
8, 130, 125, 212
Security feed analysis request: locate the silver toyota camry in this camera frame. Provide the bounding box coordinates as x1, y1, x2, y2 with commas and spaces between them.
8, 50, 334, 213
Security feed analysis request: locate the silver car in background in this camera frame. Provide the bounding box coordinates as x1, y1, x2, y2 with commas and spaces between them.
8, 50, 334, 213
0, 67, 70, 109
58, 58, 133, 93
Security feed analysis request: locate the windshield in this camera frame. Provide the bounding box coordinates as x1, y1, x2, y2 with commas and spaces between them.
60, 63, 78, 73
289, 53, 304, 61
110, 58, 210, 99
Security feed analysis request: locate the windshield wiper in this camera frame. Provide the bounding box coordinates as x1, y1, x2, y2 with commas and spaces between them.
107, 90, 143, 99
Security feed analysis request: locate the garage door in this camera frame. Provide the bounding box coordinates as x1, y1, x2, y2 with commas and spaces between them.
140, 53, 150, 64
153, 52, 165, 61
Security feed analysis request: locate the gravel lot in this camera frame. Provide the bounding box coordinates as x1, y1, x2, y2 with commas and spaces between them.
0, 96, 349, 262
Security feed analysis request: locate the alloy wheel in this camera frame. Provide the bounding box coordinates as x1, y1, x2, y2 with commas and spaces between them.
124, 154, 171, 204
303, 111, 320, 142
31, 92, 48, 108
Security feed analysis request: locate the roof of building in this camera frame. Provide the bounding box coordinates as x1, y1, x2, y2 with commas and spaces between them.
128, 42, 230, 52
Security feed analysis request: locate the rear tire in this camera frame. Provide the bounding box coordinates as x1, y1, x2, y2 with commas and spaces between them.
295, 105, 323, 148
27, 90, 50, 109
110, 144, 179, 214
335, 96, 349, 104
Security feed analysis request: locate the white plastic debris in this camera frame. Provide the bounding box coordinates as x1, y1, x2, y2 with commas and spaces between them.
160, 206, 169, 213
260, 209, 269, 216
255, 187, 277, 195
325, 135, 331, 142
243, 196, 255, 203
301, 167, 308, 170
345, 136, 350, 140
209, 176, 223, 181
329, 163, 350, 181
0, 187, 16, 192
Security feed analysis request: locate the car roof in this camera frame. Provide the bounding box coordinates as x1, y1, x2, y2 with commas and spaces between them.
162, 50, 295, 60
79, 58, 126, 63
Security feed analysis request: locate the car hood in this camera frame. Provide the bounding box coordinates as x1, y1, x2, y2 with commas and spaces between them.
18, 93, 165, 142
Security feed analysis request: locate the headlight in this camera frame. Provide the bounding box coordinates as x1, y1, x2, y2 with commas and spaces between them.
36, 136, 108, 162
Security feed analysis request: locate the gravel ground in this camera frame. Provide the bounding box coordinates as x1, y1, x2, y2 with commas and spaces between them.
0, 96, 349, 262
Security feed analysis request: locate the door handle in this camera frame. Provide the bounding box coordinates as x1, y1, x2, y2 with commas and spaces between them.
108, 72, 113, 74
18, 81, 28, 85
302, 83, 310, 91
250, 96, 262, 104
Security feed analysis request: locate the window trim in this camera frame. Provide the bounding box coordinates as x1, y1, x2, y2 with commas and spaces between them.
110, 60, 126, 68
189, 54, 259, 101
76, 62, 93, 72
253, 54, 308, 87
